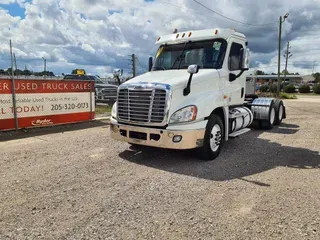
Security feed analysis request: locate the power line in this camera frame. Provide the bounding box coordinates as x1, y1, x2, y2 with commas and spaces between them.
157, 0, 208, 18
191, 0, 278, 27
136, 57, 147, 73
157, 0, 276, 27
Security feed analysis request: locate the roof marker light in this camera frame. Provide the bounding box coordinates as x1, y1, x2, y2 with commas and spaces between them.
176, 34, 179, 38
182, 33, 185, 38
215, 29, 219, 35
188, 32, 192, 37
157, 37, 161, 41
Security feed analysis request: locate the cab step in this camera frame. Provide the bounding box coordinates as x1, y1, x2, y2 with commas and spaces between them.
229, 128, 251, 138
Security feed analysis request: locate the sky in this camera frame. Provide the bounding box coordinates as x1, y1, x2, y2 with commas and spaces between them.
0, 0, 320, 77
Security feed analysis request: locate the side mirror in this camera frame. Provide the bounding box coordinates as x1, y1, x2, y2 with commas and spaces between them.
184, 65, 200, 96
240, 48, 250, 70
229, 73, 237, 82
187, 65, 200, 74
148, 57, 153, 72
113, 68, 123, 77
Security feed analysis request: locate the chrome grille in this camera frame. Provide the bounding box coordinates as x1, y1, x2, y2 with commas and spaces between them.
118, 87, 168, 124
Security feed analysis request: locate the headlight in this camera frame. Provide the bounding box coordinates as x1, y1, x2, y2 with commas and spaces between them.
111, 102, 117, 119
170, 105, 197, 124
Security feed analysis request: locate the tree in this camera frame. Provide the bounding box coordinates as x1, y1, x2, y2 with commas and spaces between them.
313, 72, 320, 83
0, 69, 5, 75
22, 69, 31, 76
282, 69, 299, 75
7, 68, 13, 75
256, 70, 265, 75
34, 71, 55, 76
14, 69, 23, 76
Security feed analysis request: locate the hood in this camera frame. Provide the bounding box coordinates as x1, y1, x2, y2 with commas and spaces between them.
123, 69, 218, 89
95, 83, 118, 88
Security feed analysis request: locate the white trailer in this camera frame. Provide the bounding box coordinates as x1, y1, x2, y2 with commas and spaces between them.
110, 28, 286, 160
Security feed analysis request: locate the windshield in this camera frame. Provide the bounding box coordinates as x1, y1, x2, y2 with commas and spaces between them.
152, 39, 227, 71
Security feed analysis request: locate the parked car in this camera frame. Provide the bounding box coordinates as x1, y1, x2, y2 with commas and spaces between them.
63, 74, 118, 104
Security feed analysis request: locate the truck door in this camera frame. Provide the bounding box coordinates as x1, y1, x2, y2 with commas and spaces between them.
224, 40, 246, 106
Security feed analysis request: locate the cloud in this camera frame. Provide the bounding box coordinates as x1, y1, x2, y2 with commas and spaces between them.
0, 0, 320, 75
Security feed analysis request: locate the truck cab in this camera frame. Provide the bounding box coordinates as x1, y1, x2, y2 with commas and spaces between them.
110, 29, 285, 160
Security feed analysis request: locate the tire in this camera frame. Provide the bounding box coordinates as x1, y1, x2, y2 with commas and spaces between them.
274, 99, 284, 125
261, 101, 276, 130
250, 119, 262, 129
197, 114, 224, 161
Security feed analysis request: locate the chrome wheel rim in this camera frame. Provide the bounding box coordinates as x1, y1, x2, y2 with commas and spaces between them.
270, 108, 275, 125
210, 124, 222, 152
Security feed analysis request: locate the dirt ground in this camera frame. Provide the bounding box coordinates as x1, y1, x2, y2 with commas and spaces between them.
0, 96, 319, 240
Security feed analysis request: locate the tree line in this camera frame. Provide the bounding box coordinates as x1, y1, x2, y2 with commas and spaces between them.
254, 70, 300, 75
313, 72, 320, 83
254, 70, 319, 83
0, 68, 55, 76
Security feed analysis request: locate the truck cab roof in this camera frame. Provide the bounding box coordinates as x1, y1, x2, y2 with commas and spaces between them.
156, 28, 246, 45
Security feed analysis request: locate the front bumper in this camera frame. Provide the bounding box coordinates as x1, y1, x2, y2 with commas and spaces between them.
110, 119, 205, 150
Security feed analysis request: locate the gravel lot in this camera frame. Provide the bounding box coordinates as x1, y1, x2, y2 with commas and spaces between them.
0, 96, 319, 240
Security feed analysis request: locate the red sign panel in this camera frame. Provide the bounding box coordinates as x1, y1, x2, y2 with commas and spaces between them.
0, 79, 95, 131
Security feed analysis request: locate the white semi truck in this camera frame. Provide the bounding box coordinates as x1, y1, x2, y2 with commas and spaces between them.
110, 28, 285, 160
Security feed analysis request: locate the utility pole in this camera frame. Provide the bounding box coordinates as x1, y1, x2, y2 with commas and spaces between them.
277, 13, 289, 96
312, 61, 315, 75
283, 41, 292, 84
10, 40, 18, 130
42, 57, 46, 75
13, 53, 17, 71
129, 54, 137, 77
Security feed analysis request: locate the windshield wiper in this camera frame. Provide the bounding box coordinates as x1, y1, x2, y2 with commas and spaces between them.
171, 41, 189, 70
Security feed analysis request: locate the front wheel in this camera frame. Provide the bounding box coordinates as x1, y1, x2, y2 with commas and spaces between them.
197, 114, 224, 161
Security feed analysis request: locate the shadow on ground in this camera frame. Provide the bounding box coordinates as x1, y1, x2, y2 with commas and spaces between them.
266, 123, 300, 134
119, 127, 319, 185
0, 120, 109, 142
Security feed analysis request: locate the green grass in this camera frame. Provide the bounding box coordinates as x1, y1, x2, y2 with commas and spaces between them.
258, 92, 297, 99
279, 93, 297, 99
95, 105, 112, 115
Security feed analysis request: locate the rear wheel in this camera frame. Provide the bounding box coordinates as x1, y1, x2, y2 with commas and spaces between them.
198, 114, 224, 161
274, 99, 284, 125
261, 102, 276, 130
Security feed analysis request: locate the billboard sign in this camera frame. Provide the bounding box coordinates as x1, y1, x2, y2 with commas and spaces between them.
0, 79, 95, 131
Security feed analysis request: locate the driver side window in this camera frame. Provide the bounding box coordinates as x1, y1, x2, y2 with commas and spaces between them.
228, 42, 243, 71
